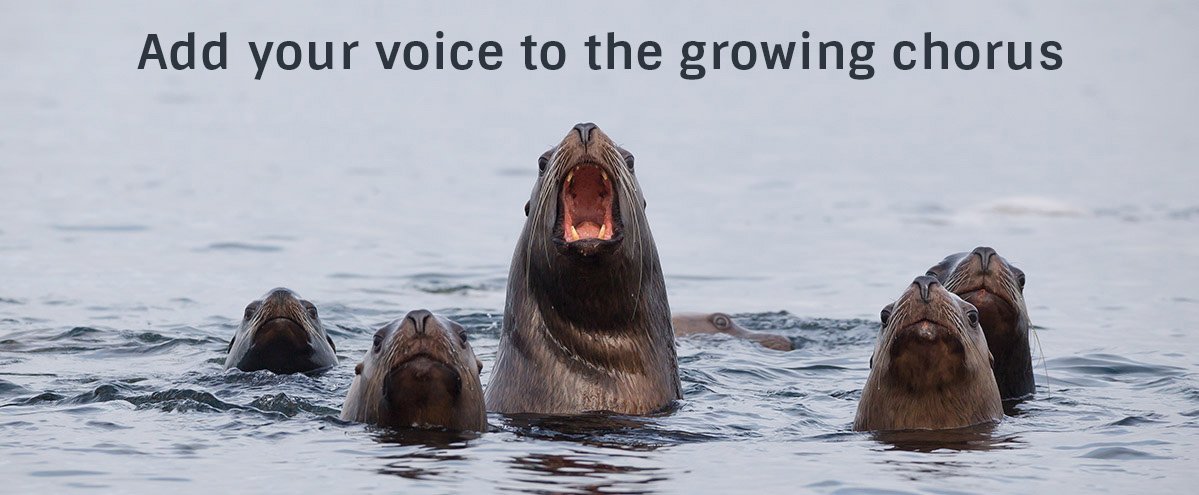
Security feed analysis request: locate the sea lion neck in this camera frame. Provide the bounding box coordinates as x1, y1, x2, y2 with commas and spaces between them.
527, 250, 644, 331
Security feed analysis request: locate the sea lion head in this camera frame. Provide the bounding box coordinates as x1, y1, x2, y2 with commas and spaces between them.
854, 276, 1003, 431
526, 122, 644, 259
225, 287, 337, 374
873, 276, 992, 392
349, 310, 486, 431
926, 246, 1033, 399
671, 312, 794, 351
485, 123, 679, 415
522, 122, 657, 328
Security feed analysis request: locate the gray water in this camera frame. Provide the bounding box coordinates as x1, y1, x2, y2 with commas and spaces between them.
2, 1, 1198, 493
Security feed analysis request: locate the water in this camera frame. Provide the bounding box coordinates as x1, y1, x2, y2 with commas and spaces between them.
2, 1, 1198, 492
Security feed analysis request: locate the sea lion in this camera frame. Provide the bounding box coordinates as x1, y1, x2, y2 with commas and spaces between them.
485, 122, 682, 415
672, 312, 793, 351
225, 287, 338, 374
854, 275, 1002, 431
926, 246, 1034, 400
341, 310, 486, 431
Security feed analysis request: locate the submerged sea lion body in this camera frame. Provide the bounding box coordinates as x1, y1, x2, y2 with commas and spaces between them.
854, 276, 1002, 431
225, 287, 337, 374
927, 247, 1034, 400
485, 123, 681, 415
672, 312, 793, 351
341, 310, 486, 431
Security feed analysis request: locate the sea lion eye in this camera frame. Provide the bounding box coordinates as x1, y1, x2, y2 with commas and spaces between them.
712, 314, 730, 329
457, 328, 469, 348
624, 153, 635, 170
538, 154, 549, 174
304, 303, 318, 319
372, 333, 384, 353
1017, 273, 1026, 290
243, 303, 259, 320
880, 308, 891, 327
967, 310, 979, 326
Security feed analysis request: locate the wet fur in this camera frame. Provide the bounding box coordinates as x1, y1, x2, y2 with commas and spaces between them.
928, 248, 1035, 400
485, 124, 681, 415
672, 312, 793, 351
341, 311, 486, 431
854, 278, 1003, 431
225, 287, 337, 375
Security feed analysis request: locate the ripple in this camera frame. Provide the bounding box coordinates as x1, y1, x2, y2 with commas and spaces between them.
1079, 446, 1168, 460
2, 391, 65, 407
201, 242, 283, 252
30, 470, 108, 477
126, 389, 241, 413
51, 224, 148, 233
0, 379, 30, 397
1049, 354, 1186, 386
247, 393, 339, 417
64, 383, 139, 404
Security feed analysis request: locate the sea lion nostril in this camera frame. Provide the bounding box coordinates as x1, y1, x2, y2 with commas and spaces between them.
913, 275, 939, 303
573, 122, 598, 144
972, 246, 997, 272
406, 309, 434, 336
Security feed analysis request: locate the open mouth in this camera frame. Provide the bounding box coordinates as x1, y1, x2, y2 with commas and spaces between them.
559, 163, 617, 243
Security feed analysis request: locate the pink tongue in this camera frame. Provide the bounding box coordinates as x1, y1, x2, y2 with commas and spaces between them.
575, 222, 602, 239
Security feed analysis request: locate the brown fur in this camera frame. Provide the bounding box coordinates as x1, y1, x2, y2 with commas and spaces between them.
342, 310, 486, 431
225, 287, 337, 375
485, 123, 681, 415
927, 247, 1034, 400
672, 312, 793, 351
854, 276, 1002, 431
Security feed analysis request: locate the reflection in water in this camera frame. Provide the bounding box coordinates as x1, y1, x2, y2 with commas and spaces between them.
871, 423, 1021, 453
507, 451, 666, 495
373, 427, 480, 480
497, 411, 717, 451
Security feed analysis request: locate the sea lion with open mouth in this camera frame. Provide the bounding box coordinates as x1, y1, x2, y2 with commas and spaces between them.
225, 287, 338, 375
854, 276, 1002, 431
341, 310, 486, 431
672, 312, 793, 351
485, 122, 682, 415
927, 246, 1034, 400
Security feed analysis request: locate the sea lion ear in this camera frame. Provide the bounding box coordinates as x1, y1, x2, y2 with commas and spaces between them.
226, 336, 235, 353
524, 201, 530, 217
987, 351, 995, 368
354, 362, 363, 375
476, 357, 484, 374
868, 354, 874, 369
326, 336, 336, 352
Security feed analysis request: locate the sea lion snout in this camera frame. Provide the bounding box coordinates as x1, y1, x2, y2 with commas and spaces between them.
971, 246, 997, 273
263, 287, 293, 302
252, 317, 308, 350
573, 122, 598, 144
404, 309, 434, 337
913, 275, 939, 303
383, 357, 462, 412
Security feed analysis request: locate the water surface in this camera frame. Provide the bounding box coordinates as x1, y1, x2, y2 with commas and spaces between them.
2, 1, 1197, 493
